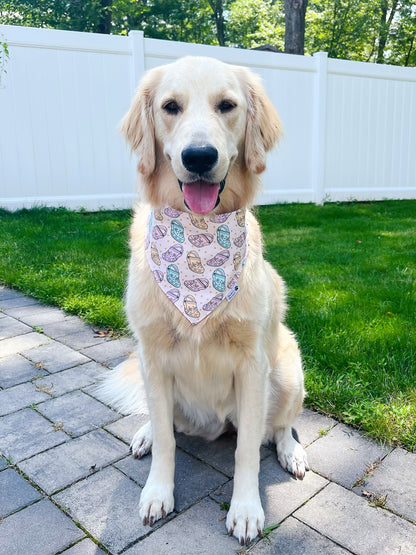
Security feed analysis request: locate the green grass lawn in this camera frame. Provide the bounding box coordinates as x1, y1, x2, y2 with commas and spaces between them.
0, 201, 415, 451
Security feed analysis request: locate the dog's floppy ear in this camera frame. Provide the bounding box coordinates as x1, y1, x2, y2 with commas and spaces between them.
240, 69, 283, 174
120, 68, 160, 176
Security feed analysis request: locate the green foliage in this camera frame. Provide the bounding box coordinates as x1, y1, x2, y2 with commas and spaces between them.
0, 34, 9, 87
1, 0, 415, 65
112, 0, 220, 44
305, 0, 416, 65
0, 1, 105, 32
227, 0, 284, 50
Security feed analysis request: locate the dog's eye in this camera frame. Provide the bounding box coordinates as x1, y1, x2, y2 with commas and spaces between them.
163, 101, 181, 115
218, 100, 236, 114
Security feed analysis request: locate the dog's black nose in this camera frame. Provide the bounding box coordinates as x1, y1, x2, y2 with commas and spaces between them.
181, 145, 218, 174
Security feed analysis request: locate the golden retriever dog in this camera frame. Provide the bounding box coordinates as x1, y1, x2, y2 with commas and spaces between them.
102, 56, 309, 545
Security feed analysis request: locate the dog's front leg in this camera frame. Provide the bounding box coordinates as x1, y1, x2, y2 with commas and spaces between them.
227, 352, 268, 545
139, 353, 175, 526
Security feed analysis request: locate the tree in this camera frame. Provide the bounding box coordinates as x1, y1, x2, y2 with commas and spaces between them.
305, 1, 382, 62
377, 0, 399, 63
227, 0, 284, 50
284, 0, 308, 54
207, 0, 226, 46
96, 0, 113, 34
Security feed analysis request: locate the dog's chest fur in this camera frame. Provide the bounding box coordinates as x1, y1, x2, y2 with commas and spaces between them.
138, 316, 258, 437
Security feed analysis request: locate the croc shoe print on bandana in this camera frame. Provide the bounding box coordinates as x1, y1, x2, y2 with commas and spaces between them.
146, 208, 248, 324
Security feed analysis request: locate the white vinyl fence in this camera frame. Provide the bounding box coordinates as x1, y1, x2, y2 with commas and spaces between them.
0, 24, 415, 210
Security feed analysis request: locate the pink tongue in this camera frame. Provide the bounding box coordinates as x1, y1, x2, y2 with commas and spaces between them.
183, 181, 220, 214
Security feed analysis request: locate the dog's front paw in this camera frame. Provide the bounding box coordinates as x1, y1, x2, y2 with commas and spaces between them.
130, 421, 152, 459
139, 482, 174, 526
226, 496, 264, 546
276, 435, 309, 480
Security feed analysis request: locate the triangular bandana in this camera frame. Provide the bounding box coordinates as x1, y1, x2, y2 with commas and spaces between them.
145, 207, 248, 324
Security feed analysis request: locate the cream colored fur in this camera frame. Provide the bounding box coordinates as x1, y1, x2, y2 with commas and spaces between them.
100, 56, 308, 546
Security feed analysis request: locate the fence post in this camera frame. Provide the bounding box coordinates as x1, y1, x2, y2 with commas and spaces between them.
312, 52, 328, 205
129, 30, 145, 95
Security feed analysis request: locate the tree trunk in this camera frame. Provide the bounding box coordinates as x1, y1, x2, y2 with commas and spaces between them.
97, 0, 112, 34
284, 0, 308, 55
376, 0, 399, 64
404, 30, 415, 67
208, 1, 226, 46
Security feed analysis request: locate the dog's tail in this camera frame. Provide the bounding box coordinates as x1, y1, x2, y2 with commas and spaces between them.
96, 352, 148, 415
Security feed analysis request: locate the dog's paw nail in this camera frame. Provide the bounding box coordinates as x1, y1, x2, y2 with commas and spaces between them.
162, 508, 167, 519
142, 516, 148, 526
149, 516, 154, 527
239, 537, 245, 546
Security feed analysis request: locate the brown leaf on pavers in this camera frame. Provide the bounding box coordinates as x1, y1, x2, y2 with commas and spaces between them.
36, 383, 54, 395
353, 458, 383, 487
34, 361, 45, 369
93, 330, 108, 337
53, 421, 64, 431
365, 458, 382, 475
362, 490, 388, 508
93, 327, 123, 339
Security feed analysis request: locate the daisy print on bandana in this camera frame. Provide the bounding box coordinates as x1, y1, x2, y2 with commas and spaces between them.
145, 207, 249, 324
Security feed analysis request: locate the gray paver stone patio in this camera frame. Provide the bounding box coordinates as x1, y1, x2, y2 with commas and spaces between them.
62, 539, 107, 555
104, 414, 149, 442
40, 316, 91, 338
53, 466, 164, 554
22, 340, 90, 372
0, 407, 68, 462
0, 315, 32, 340
0, 380, 50, 416
9, 306, 75, 327
176, 431, 271, 478
58, 329, 110, 350
295, 481, 416, 554
0, 332, 52, 359
37, 390, 120, 437
250, 516, 350, 554
1, 288, 415, 555
80, 338, 136, 365
20, 428, 129, 494
124, 497, 238, 555
305, 423, 390, 488
0, 354, 46, 388
0, 287, 27, 301
211, 456, 328, 528
353, 447, 416, 523
1, 296, 41, 309
115, 447, 229, 512
0, 498, 84, 555
0, 467, 42, 517
34, 361, 105, 396
293, 408, 337, 447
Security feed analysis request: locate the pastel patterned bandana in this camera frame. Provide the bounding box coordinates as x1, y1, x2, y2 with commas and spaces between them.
145, 207, 248, 324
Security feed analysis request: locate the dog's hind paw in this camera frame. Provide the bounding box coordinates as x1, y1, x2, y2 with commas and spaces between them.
130, 421, 153, 459
275, 428, 309, 480
226, 496, 264, 546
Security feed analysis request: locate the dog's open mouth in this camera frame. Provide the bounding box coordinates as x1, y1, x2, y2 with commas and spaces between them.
179, 179, 225, 214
